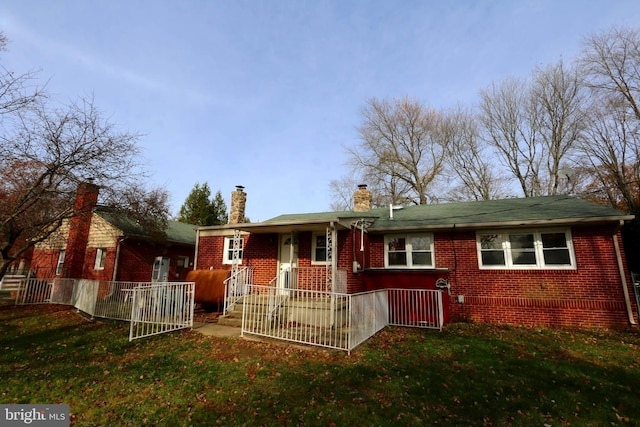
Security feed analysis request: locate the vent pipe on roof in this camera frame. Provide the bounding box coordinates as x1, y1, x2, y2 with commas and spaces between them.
389, 204, 403, 220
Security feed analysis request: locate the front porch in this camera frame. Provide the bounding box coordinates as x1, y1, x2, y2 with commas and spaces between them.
219, 267, 444, 352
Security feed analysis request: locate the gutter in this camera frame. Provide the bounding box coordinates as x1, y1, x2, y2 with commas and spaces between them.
194, 229, 200, 270
612, 223, 637, 326
369, 215, 636, 233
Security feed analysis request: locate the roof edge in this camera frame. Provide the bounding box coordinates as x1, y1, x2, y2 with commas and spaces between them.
369, 215, 635, 233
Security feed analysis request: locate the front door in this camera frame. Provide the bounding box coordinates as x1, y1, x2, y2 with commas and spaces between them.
278, 234, 298, 291
151, 256, 170, 282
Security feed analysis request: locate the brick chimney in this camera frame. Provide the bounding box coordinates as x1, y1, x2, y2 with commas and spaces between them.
229, 185, 246, 225
64, 181, 99, 278
353, 184, 372, 212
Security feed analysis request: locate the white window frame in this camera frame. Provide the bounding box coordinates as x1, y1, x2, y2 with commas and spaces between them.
223, 236, 244, 265
311, 232, 328, 265
177, 256, 189, 271
56, 250, 66, 275
476, 228, 576, 270
94, 248, 107, 270
384, 233, 435, 269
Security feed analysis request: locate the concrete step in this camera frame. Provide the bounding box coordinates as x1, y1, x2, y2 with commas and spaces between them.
217, 316, 242, 327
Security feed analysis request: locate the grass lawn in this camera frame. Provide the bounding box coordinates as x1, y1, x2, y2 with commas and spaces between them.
1, 300, 639, 426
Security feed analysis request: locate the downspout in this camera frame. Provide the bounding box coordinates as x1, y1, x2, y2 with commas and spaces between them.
613, 225, 636, 326
112, 237, 125, 282
194, 229, 200, 270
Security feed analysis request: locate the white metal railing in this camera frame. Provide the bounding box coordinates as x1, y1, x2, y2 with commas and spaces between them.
388, 288, 444, 330
223, 267, 253, 315
14, 279, 195, 340
242, 284, 352, 351
15, 278, 57, 304
94, 281, 145, 321
239, 286, 444, 352
266, 267, 347, 294
129, 282, 195, 341
348, 290, 389, 350
1, 275, 26, 293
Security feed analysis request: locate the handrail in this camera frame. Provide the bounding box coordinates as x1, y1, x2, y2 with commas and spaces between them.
223, 267, 253, 315
267, 268, 292, 322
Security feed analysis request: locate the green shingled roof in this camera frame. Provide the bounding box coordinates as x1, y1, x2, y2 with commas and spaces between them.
95, 208, 196, 245
264, 195, 633, 231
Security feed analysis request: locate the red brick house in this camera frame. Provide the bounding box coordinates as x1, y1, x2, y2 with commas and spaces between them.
196, 186, 638, 329
31, 182, 196, 282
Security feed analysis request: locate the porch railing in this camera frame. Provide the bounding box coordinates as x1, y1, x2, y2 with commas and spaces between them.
239, 285, 444, 353
223, 267, 253, 315
267, 267, 347, 293
241, 284, 352, 351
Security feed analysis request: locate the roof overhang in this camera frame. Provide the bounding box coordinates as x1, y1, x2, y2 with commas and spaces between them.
369, 216, 635, 233
197, 218, 354, 235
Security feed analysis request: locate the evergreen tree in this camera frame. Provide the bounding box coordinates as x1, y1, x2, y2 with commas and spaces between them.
178, 183, 228, 226
211, 190, 228, 225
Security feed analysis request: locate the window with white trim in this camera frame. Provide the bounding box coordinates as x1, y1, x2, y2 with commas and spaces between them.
94, 248, 107, 270
56, 250, 66, 275
477, 229, 575, 269
311, 233, 327, 264
177, 256, 189, 273
384, 234, 434, 268
223, 236, 244, 265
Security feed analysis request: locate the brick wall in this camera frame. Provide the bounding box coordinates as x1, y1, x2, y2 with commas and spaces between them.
31, 250, 62, 278
438, 225, 637, 329
196, 234, 278, 285
195, 223, 637, 329
116, 240, 194, 282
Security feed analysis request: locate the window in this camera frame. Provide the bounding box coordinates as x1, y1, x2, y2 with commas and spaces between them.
151, 256, 170, 282
312, 233, 327, 264
56, 250, 66, 275
384, 234, 434, 268
477, 229, 575, 269
223, 236, 244, 265
177, 256, 189, 273
94, 248, 107, 270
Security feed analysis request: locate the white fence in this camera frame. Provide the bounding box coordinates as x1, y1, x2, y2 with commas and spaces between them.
0, 275, 26, 294
129, 282, 195, 341
239, 285, 444, 352
14, 279, 194, 341
223, 267, 253, 315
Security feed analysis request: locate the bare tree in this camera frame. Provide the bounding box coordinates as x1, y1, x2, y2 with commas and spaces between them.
345, 97, 448, 206
580, 26, 640, 121
479, 77, 539, 196
479, 60, 585, 197
578, 26, 640, 213
440, 106, 510, 201
578, 96, 640, 213
0, 95, 167, 278
531, 60, 587, 195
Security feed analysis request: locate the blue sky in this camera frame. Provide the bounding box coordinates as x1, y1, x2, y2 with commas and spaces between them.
1, 1, 638, 221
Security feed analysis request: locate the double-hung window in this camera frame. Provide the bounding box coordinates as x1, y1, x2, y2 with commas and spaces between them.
94, 248, 107, 270
312, 233, 327, 264
384, 234, 434, 268
477, 229, 575, 269
223, 236, 244, 265
56, 250, 66, 275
